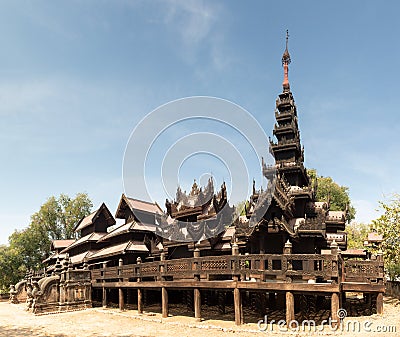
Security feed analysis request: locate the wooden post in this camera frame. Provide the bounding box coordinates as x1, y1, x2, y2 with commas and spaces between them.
162, 287, 168, 318
160, 250, 166, 261
193, 247, 200, 258
232, 238, 242, 330
102, 262, 107, 307
102, 287, 107, 307
330, 240, 340, 284
283, 240, 292, 276
232, 242, 240, 283
194, 288, 201, 321
331, 293, 340, 328
376, 292, 383, 314
286, 291, 295, 328
119, 288, 124, 310
232, 242, 239, 256
193, 247, 201, 321
234, 288, 243, 325
283, 240, 292, 255
160, 250, 166, 282
118, 258, 124, 311
137, 288, 143, 314
136, 256, 143, 314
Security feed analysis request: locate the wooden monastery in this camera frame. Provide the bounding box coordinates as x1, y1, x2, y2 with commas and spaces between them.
12, 34, 384, 325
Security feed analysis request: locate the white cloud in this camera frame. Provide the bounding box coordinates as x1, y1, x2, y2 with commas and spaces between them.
0, 80, 55, 117
159, 0, 232, 72
163, 0, 219, 46
0, 76, 153, 155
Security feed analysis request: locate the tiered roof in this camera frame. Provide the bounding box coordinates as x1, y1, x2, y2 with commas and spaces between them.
61, 203, 116, 265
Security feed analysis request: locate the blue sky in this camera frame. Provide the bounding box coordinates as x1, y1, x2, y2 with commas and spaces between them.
1, 0, 399, 244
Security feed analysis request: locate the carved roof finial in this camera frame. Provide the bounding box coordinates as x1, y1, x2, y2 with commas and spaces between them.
190, 179, 200, 196
282, 29, 291, 64
282, 29, 291, 92
285, 29, 289, 50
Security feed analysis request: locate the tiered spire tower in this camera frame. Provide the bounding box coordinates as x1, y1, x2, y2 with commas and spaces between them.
267, 30, 309, 187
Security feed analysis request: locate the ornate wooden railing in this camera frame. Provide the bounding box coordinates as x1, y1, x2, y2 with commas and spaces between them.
343, 259, 384, 284
91, 252, 356, 284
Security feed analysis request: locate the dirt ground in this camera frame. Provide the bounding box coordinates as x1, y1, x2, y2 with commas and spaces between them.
1, 296, 400, 337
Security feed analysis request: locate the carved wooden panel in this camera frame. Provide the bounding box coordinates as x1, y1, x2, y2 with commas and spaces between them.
201, 259, 228, 270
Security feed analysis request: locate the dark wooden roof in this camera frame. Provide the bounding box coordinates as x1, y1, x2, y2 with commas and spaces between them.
97, 220, 156, 242
74, 202, 116, 233
115, 194, 163, 219
60, 232, 105, 253
50, 240, 75, 251
88, 241, 149, 260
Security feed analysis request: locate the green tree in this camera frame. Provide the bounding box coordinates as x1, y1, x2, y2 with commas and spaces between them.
308, 169, 356, 222
0, 245, 26, 293
346, 222, 370, 249
234, 200, 249, 219
60, 193, 92, 238
31, 193, 92, 241
0, 193, 92, 291
371, 194, 400, 267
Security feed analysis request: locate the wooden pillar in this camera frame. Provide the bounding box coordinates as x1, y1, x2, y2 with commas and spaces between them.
102, 287, 107, 307
136, 256, 143, 314
376, 292, 383, 315
234, 288, 243, 325
286, 291, 295, 328
330, 240, 340, 285
118, 259, 124, 310
162, 287, 168, 318
331, 293, 340, 328
194, 288, 201, 321
193, 247, 201, 321
137, 288, 143, 314
231, 242, 243, 325
102, 261, 107, 307
232, 242, 239, 256
283, 240, 292, 278
119, 288, 124, 310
